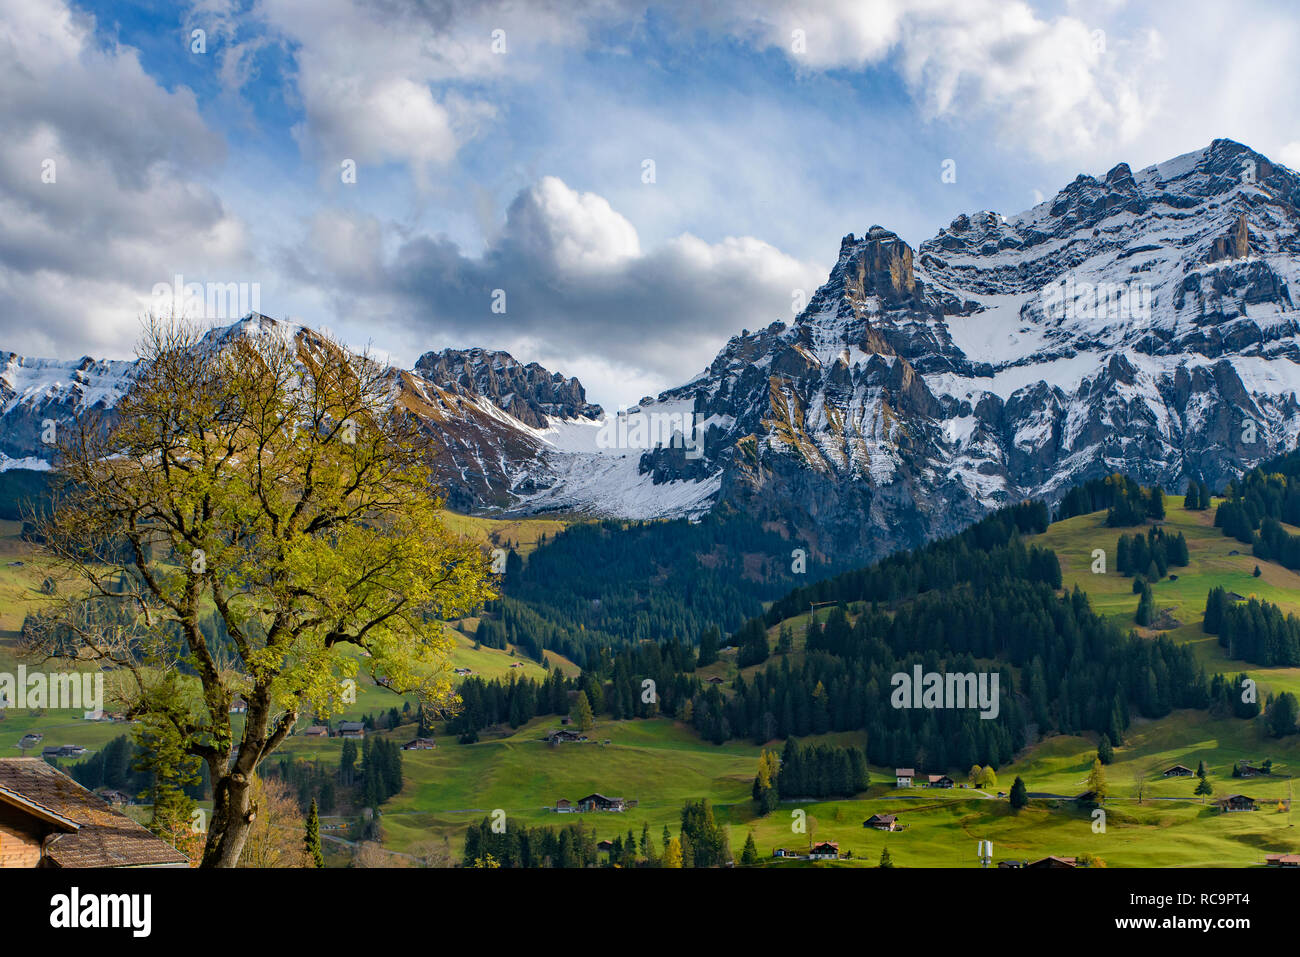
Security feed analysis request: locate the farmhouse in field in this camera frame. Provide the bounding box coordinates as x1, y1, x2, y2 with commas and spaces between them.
554, 799, 574, 813
338, 722, 365, 739
596, 840, 615, 853
576, 793, 625, 812
453, 668, 473, 676
301, 725, 329, 737
229, 697, 248, 714
863, 813, 899, 831
1237, 763, 1265, 777
895, 768, 914, 788
1218, 794, 1257, 812
809, 841, 839, 860
1162, 765, 1194, 777
402, 738, 436, 751
547, 729, 587, 744
1026, 855, 1077, 868
772, 848, 791, 858
0, 758, 189, 868
41, 746, 86, 760
1266, 853, 1300, 867
925, 774, 954, 788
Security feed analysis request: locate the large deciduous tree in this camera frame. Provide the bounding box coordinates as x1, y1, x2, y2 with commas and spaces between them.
27, 319, 493, 867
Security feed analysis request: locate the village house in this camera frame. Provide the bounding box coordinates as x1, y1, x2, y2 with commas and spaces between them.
808, 841, 839, 860
925, 774, 955, 788
553, 799, 575, 813
1266, 853, 1300, 867
1026, 856, 1077, 868
229, 697, 248, 714
1218, 794, 1258, 812
453, 668, 473, 676
772, 848, 791, 858
895, 768, 914, 788
40, 745, 86, 760
301, 725, 329, 737
1237, 763, 1265, 777
338, 722, 365, 739
1162, 765, 1194, 777
576, 793, 625, 812
94, 788, 132, 806
596, 840, 615, 853
863, 813, 899, 831
0, 758, 189, 868
706, 676, 725, 685
547, 729, 587, 744
997, 860, 1026, 868
401, 738, 436, 751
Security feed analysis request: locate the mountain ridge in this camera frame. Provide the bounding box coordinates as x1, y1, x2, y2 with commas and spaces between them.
5, 138, 1300, 563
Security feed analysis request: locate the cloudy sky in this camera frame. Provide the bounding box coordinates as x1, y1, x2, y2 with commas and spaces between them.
4, 0, 1300, 407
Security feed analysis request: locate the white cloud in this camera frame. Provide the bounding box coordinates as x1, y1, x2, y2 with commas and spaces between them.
281, 175, 823, 405
709, 0, 1159, 160
0, 0, 252, 357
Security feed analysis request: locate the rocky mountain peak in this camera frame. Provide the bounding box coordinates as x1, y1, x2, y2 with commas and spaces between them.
413, 347, 601, 429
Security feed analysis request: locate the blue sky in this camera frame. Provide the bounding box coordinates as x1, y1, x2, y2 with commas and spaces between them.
4, 0, 1300, 406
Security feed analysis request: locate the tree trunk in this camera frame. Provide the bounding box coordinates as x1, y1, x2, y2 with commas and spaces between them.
201, 770, 254, 868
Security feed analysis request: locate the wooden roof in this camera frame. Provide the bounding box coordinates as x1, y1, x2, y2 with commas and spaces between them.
0, 758, 189, 868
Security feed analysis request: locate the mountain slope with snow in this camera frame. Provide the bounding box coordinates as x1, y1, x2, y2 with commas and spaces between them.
5, 139, 1300, 562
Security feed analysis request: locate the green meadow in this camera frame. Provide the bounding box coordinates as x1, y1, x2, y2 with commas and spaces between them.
8, 497, 1300, 866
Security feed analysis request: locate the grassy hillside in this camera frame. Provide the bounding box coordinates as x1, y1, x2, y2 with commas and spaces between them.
9, 495, 1300, 867
1031, 494, 1300, 699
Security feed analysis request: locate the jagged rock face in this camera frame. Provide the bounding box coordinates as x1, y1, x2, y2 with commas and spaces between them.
6, 140, 1300, 565
644, 138, 1300, 562
414, 347, 601, 429
0, 354, 141, 468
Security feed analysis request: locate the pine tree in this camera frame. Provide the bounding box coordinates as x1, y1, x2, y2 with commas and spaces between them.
1009, 775, 1028, 809
305, 798, 324, 868
1098, 734, 1114, 765
740, 832, 759, 866
879, 846, 895, 868
1135, 582, 1155, 626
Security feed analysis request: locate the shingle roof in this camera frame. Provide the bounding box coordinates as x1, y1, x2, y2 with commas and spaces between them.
0, 758, 190, 868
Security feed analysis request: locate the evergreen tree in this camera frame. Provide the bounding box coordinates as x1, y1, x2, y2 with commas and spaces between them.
305, 798, 324, 868
1098, 734, 1114, 765
1009, 776, 1029, 809
1135, 582, 1155, 626
740, 832, 759, 866
1267, 691, 1300, 737
879, 846, 895, 868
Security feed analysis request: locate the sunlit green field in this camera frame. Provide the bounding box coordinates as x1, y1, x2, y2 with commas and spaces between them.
8, 498, 1300, 867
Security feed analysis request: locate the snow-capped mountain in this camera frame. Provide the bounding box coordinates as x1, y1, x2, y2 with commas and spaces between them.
644, 138, 1300, 560
5, 139, 1300, 564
